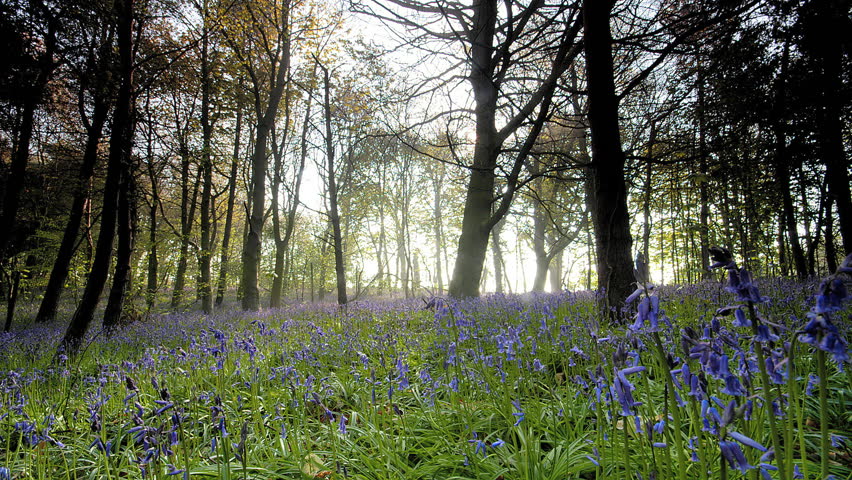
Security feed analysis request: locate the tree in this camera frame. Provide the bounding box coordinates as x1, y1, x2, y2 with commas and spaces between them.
582, 0, 634, 313
356, 0, 584, 298
35, 3, 115, 323
61, 0, 136, 352
223, 0, 292, 310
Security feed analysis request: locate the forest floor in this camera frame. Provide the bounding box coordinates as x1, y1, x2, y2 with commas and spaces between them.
1, 279, 851, 479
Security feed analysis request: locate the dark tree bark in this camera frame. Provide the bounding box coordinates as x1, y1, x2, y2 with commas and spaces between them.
696, 73, 711, 279
319, 61, 347, 305
215, 106, 242, 306
36, 87, 110, 323
810, 0, 852, 254
772, 39, 808, 278
103, 167, 136, 330
170, 145, 199, 309
3, 271, 20, 333
145, 103, 160, 309
199, 10, 214, 313
582, 0, 635, 314
60, 0, 135, 354
240, 1, 291, 310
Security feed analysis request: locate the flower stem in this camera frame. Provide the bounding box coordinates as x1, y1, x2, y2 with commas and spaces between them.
747, 301, 786, 480
652, 332, 686, 480
818, 349, 829, 480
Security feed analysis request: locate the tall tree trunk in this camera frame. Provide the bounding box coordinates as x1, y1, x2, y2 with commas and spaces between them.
270, 90, 313, 307
772, 38, 808, 278
319, 62, 347, 305
491, 217, 505, 294
583, 0, 634, 314
641, 122, 655, 267
696, 74, 711, 279
215, 107, 242, 306
145, 121, 159, 309
825, 197, 838, 272
549, 247, 563, 292
199, 5, 214, 313
3, 271, 20, 333
241, 2, 291, 310
171, 146, 195, 309
531, 190, 548, 292
432, 171, 444, 292
103, 167, 136, 330
448, 0, 500, 298
36, 96, 109, 323
813, 1, 852, 254
61, 0, 134, 354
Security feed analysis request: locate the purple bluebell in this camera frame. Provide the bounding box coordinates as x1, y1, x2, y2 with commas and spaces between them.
755, 325, 779, 343
512, 399, 525, 426
728, 430, 767, 451
720, 440, 754, 473
732, 308, 751, 328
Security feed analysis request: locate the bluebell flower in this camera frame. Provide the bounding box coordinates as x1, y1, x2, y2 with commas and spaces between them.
732, 308, 751, 328
831, 434, 847, 448
793, 464, 803, 479
728, 430, 767, 451
512, 399, 525, 426
0, 467, 10, 480
613, 366, 645, 416
720, 440, 754, 473
800, 311, 850, 365
166, 464, 184, 476
339, 414, 348, 435
755, 325, 779, 343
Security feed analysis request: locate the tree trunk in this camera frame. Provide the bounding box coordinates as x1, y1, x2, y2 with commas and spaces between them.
142, 96, 160, 309
199, 7, 214, 313
641, 122, 655, 267
447, 0, 500, 298
103, 168, 136, 330
171, 166, 201, 309
61, 0, 134, 354
491, 217, 505, 294
319, 62, 347, 305
531, 193, 548, 292
3, 271, 20, 333
813, 1, 852, 254
273, 95, 307, 307
215, 107, 242, 306
432, 170, 444, 292
241, 2, 291, 310
549, 248, 563, 292
825, 197, 838, 272
36, 95, 109, 323
583, 0, 635, 315
772, 39, 808, 278
697, 72, 711, 279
